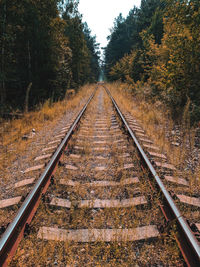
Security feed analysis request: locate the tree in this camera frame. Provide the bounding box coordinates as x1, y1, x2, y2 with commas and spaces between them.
148, 0, 200, 122
104, 0, 166, 81
63, 1, 100, 87
0, 0, 100, 114
83, 23, 100, 82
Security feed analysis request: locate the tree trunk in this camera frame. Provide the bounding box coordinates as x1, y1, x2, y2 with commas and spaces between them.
24, 40, 32, 113
0, 1, 6, 115
27, 39, 31, 82
24, 82, 32, 113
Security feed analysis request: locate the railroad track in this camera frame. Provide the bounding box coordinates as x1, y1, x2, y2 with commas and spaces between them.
0, 85, 199, 266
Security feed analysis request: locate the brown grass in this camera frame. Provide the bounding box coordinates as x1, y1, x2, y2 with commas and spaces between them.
106, 81, 200, 223
10, 86, 183, 266
0, 84, 94, 172
106, 83, 199, 175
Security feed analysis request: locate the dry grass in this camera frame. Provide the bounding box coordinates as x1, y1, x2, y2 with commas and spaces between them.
10, 87, 183, 266
106, 82, 200, 196
0, 84, 96, 233
0, 84, 94, 172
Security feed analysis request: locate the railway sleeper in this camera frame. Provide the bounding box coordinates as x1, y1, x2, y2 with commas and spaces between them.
37, 225, 160, 243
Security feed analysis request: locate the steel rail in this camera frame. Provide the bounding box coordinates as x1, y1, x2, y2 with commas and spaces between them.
0, 88, 97, 266
104, 85, 200, 266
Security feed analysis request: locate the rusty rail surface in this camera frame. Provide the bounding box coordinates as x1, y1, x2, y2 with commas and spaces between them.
0, 84, 199, 266
0, 88, 97, 266
104, 85, 200, 266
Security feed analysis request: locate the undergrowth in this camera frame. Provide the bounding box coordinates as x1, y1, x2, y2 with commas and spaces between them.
106, 82, 200, 199
11, 87, 183, 266
0, 84, 94, 171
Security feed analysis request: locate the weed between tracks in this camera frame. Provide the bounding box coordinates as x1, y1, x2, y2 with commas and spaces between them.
9, 87, 183, 266
0, 85, 95, 233
0, 84, 94, 173
106, 82, 200, 218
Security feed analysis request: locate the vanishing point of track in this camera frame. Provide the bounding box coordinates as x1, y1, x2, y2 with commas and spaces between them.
0, 84, 199, 266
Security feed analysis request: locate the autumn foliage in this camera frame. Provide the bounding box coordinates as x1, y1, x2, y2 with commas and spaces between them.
105, 0, 200, 124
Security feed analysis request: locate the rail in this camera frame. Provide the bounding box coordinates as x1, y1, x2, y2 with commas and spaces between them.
104, 85, 200, 266
0, 84, 199, 266
0, 88, 97, 266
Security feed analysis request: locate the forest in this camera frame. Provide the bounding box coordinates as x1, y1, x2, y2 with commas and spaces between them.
104, 0, 200, 124
1, 0, 200, 125
0, 0, 100, 114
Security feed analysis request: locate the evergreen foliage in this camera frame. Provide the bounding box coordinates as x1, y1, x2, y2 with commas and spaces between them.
0, 0, 100, 113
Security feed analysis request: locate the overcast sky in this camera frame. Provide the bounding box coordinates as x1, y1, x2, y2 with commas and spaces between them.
78, 0, 141, 54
